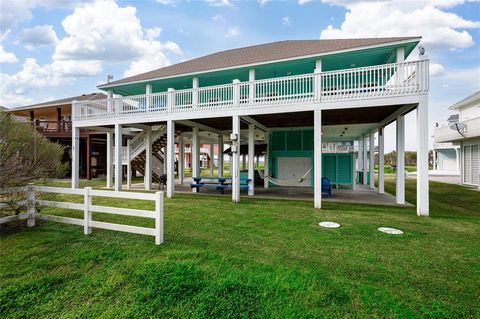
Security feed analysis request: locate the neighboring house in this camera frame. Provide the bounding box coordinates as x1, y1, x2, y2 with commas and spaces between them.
433, 114, 460, 174
72, 37, 431, 215
8, 93, 108, 179
434, 91, 480, 188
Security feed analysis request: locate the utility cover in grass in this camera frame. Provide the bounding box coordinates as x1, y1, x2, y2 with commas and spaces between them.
319, 222, 341, 228
378, 227, 404, 235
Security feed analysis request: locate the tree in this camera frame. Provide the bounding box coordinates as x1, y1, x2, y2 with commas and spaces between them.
0, 112, 66, 215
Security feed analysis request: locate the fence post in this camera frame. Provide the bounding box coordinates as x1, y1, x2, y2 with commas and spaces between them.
84, 187, 92, 235
27, 183, 35, 227
155, 191, 164, 245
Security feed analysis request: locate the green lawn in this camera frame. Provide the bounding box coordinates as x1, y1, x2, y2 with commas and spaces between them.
1, 178, 479, 318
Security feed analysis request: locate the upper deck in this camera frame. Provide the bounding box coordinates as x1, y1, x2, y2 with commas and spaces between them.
73, 59, 428, 126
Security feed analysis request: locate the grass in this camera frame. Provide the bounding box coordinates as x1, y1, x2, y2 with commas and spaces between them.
1, 178, 479, 318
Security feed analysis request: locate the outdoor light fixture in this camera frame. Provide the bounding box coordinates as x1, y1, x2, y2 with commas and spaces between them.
230, 133, 238, 141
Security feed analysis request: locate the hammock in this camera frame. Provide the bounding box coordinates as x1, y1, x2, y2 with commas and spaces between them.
256, 167, 313, 186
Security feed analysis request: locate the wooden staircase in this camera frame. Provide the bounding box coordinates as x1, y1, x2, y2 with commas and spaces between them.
130, 130, 180, 183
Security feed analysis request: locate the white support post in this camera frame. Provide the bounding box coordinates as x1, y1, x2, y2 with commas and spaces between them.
314, 109, 322, 209
167, 88, 174, 114
264, 130, 269, 189
146, 83, 152, 110
369, 133, 375, 189
455, 148, 460, 172
209, 143, 214, 177
352, 152, 356, 190
166, 120, 175, 198
192, 77, 199, 109
192, 127, 200, 192
107, 90, 113, 113
358, 138, 363, 184
232, 115, 241, 203
106, 132, 113, 188
363, 135, 368, 185
27, 183, 35, 227
83, 187, 92, 235
218, 135, 224, 177
416, 102, 429, 216
314, 59, 322, 101
228, 153, 233, 176
249, 69, 255, 104
378, 128, 385, 194
114, 124, 123, 192
126, 139, 132, 189
233, 79, 240, 107
155, 191, 164, 245
144, 127, 152, 191
248, 123, 255, 196
396, 115, 405, 204
72, 126, 80, 189
179, 133, 184, 184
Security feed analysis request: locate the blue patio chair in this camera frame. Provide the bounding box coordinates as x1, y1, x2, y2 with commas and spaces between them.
322, 177, 332, 198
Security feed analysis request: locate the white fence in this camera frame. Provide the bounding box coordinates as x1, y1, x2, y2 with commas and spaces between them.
0, 185, 164, 245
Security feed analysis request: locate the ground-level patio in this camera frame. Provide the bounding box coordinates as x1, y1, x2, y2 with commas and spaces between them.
124, 178, 410, 206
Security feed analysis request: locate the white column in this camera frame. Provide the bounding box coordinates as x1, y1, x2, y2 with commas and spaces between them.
433, 149, 437, 170
264, 130, 269, 189
209, 143, 214, 177
192, 77, 199, 109
249, 69, 255, 104
144, 127, 152, 190
314, 109, 322, 209
146, 83, 152, 110
416, 102, 429, 216
378, 127, 385, 194
248, 123, 255, 196
114, 124, 122, 192
397, 47, 405, 63
107, 90, 113, 113
192, 127, 200, 192
314, 59, 322, 101
218, 135, 224, 177
228, 153, 233, 176
127, 139, 132, 189
166, 120, 175, 198
71, 126, 80, 188
455, 148, 460, 172
363, 135, 368, 185
358, 138, 363, 185
106, 132, 113, 188
396, 115, 405, 204
232, 115, 240, 203
179, 132, 184, 184
352, 150, 356, 190
369, 133, 375, 189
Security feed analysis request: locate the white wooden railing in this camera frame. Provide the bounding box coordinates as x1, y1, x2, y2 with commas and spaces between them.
0, 185, 164, 245
74, 59, 428, 122
434, 117, 480, 143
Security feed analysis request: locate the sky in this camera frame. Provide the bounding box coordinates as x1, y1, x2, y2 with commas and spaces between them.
0, 0, 479, 152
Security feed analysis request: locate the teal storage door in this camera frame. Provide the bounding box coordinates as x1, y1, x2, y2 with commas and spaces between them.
337, 154, 353, 185
322, 155, 336, 183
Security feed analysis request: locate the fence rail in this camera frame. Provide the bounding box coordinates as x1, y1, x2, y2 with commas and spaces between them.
74, 59, 429, 122
0, 185, 164, 245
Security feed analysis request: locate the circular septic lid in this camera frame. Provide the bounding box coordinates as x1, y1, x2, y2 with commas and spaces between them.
319, 221, 341, 229
378, 227, 404, 235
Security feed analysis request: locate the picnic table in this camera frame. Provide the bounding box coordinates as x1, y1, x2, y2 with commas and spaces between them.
191, 177, 251, 194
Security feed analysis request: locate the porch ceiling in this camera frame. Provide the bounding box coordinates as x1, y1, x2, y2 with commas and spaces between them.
191, 104, 407, 131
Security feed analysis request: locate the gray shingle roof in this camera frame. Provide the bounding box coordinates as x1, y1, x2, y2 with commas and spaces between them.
100, 37, 420, 87
9, 93, 107, 111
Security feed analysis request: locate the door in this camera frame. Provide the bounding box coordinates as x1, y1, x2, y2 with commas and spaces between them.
277, 157, 312, 187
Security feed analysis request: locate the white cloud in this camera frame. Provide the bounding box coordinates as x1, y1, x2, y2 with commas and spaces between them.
0, 45, 17, 64
299, 0, 313, 5
225, 26, 240, 38
258, 0, 271, 6
320, 1, 480, 51
156, 0, 177, 5
430, 63, 445, 77
0, 0, 182, 106
17, 25, 59, 50
440, 66, 480, 90
205, 0, 233, 7
282, 16, 291, 26
212, 14, 225, 22
0, 0, 88, 39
